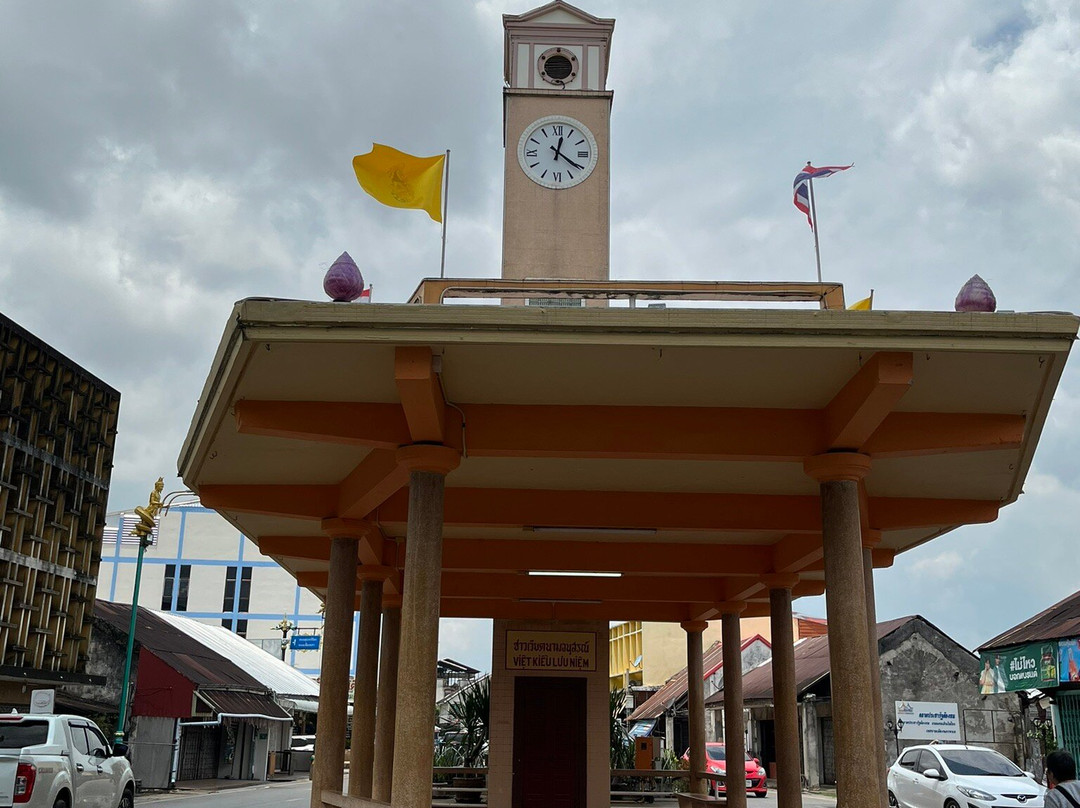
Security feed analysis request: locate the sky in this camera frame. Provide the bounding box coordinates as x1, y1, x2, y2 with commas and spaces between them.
2, 0, 1079, 672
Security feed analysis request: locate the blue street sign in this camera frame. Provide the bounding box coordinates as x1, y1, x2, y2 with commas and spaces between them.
290, 635, 321, 651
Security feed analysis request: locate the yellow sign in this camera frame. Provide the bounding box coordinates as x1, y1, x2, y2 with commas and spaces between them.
506, 631, 596, 672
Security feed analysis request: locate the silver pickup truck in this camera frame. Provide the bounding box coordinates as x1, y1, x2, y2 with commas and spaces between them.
0, 714, 134, 808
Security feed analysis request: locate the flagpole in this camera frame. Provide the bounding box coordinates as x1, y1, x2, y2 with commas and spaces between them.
440, 149, 450, 279
807, 159, 820, 283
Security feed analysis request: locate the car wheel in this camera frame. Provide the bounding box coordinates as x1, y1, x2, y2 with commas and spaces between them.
53, 797, 69, 808
755, 790, 768, 798
944, 800, 961, 808
888, 790, 899, 808
118, 786, 134, 808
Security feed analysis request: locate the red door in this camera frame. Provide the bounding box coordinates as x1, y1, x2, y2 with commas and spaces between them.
513, 677, 587, 808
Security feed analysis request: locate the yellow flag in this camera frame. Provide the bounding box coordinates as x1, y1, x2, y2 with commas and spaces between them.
849, 291, 874, 311
352, 144, 445, 222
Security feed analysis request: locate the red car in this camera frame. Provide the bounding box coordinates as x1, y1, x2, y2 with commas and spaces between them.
682, 743, 768, 798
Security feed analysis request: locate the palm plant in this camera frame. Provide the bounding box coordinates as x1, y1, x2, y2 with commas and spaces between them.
447, 678, 490, 768
610, 687, 634, 769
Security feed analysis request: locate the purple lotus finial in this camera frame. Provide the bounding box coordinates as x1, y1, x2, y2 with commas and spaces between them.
954, 274, 997, 313
323, 252, 365, 302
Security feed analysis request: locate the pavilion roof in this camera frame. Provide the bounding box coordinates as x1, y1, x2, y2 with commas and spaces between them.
178, 297, 1078, 623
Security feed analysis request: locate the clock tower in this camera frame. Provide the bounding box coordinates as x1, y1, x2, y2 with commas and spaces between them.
501, 2, 614, 282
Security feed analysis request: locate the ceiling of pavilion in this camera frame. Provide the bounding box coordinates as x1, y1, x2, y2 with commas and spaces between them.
178, 299, 1078, 622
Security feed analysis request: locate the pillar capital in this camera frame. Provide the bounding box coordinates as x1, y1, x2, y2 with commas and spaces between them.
804, 452, 871, 483
381, 593, 403, 610
395, 443, 461, 475
861, 528, 882, 549
761, 573, 800, 590
681, 620, 709, 633
717, 601, 747, 615
321, 517, 379, 540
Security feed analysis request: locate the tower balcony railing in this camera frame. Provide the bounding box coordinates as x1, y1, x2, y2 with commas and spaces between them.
407, 277, 846, 309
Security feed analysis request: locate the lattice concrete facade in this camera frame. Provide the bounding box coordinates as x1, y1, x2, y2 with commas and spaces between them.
0, 312, 119, 697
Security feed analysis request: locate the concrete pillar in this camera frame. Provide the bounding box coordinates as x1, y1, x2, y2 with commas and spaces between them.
804, 453, 878, 808
722, 607, 747, 808
309, 534, 358, 808
683, 620, 708, 796
800, 697, 821, 789
764, 575, 802, 808
863, 537, 888, 807
391, 445, 459, 808
372, 600, 402, 803
348, 577, 383, 798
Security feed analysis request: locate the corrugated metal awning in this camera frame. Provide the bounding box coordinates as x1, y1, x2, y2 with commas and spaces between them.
199, 690, 290, 721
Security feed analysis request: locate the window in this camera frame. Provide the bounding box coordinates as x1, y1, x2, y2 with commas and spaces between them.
899, 750, 919, 769
0, 721, 48, 748
916, 750, 943, 776
222, 566, 252, 634
238, 568, 252, 612
85, 725, 109, 757
176, 565, 191, 611
222, 566, 237, 627
161, 564, 176, 610
69, 725, 90, 755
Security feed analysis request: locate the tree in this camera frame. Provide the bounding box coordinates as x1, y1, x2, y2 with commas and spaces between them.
447, 678, 490, 768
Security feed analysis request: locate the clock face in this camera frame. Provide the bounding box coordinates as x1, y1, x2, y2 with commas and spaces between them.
516, 115, 598, 190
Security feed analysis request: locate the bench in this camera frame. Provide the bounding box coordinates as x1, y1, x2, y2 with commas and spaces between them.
677, 793, 726, 808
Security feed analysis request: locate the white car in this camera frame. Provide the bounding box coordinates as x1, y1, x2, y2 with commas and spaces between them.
888, 744, 1044, 808
0, 714, 134, 808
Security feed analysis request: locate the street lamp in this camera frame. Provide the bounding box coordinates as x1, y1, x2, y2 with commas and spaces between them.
114, 481, 193, 745
885, 718, 904, 758
274, 616, 295, 660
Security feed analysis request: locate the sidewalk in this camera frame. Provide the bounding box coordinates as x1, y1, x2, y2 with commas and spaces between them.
138, 773, 310, 800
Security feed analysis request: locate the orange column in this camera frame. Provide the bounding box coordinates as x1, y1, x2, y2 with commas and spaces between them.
722, 606, 747, 808
309, 534, 357, 808
804, 453, 878, 808
391, 445, 460, 808
763, 575, 802, 808
683, 620, 709, 796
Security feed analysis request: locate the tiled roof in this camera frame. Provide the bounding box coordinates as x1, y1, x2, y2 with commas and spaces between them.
704, 617, 914, 705
979, 590, 1080, 650
628, 636, 765, 721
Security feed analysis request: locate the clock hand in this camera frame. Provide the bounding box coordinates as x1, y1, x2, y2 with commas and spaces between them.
548, 145, 585, 171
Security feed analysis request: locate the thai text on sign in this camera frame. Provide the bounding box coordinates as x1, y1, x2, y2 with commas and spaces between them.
506, 631, 596, 671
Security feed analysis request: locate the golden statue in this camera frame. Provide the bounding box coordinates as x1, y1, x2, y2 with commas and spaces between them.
132, 477, 164, 539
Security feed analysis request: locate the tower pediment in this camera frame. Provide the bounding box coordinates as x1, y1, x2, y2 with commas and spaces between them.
503, 1, 615, 91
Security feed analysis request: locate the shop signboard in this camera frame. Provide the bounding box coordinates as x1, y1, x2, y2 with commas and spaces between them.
1059, 638, 1080, 683
895, 701, 962, 741
979, 642, 1059, 693
506, 630, 595, 672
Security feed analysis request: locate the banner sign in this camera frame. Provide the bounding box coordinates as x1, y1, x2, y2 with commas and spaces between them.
291, 635, 320, 651
29, 689, 54, 715
506, 631, 595, 672
1059, 638, 1080, 683
895, 701, 962, 741
979, 642, 1059, 693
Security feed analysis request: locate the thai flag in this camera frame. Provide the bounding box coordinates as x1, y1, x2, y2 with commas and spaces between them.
793, 164, 852, 229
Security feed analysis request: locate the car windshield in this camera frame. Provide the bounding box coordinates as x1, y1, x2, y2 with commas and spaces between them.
705, 748, 753, 762
938, 749, 1023, 777
0, 721, 48, 748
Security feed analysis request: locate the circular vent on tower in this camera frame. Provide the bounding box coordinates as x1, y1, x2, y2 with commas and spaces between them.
538, 48, 577, 85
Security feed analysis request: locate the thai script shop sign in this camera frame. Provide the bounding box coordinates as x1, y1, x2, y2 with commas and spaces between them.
895, 701, 961, 741
506, 631, 596, 672
977, 639, 1080, 693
